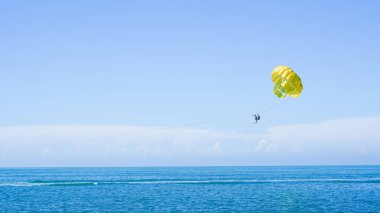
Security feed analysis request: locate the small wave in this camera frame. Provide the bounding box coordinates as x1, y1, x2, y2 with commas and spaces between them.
124, 178, 380, 184
1, 178, 379, 187
0, 181, 98, 187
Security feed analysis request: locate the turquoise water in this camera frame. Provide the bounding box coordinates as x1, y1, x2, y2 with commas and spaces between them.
1, 166, 380, 212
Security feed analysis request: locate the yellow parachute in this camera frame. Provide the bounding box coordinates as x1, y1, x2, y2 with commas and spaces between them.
271, 65, 303, 98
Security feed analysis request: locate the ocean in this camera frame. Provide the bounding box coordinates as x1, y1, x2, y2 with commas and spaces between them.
0, 166, 379, 212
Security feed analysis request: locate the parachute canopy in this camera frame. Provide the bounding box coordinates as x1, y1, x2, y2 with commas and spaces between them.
271, 65, 303, 98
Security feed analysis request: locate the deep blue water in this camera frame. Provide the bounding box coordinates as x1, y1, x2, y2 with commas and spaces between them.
1, 166, 380, 212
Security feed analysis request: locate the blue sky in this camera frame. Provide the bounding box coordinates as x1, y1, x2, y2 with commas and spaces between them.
1, 1, 379, 166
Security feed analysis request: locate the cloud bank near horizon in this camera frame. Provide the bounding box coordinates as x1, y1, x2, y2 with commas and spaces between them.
1, 117, 379, 166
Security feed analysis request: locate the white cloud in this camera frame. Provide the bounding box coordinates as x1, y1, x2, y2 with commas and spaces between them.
263, 117, 380, 164
1, 116, 380, 166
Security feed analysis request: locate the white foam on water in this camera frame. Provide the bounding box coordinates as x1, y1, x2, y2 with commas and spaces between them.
1, 178, 380, 187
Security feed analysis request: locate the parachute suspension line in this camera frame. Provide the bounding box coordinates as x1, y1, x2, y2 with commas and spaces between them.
257, 95, 272, 114
254, 92, 284, 117
258, 98, 292, 115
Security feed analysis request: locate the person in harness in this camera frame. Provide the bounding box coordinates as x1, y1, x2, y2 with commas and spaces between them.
252, 114, 261, 124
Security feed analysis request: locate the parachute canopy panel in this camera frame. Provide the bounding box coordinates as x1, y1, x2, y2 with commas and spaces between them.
271, 65, 303, 98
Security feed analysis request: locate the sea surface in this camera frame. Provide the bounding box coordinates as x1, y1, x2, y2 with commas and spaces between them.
0, 166, 380, 212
